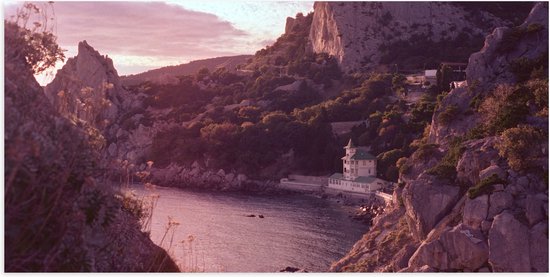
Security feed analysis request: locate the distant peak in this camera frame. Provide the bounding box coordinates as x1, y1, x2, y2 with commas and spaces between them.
77, 40, 99, 56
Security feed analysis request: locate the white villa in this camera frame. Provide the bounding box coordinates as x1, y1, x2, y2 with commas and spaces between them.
328, 139, 388, 194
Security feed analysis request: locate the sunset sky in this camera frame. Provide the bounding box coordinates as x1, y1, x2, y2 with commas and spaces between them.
4, 1, 313, 84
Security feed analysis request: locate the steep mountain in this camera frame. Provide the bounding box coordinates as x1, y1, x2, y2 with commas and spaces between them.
120, 55, 252, 86
308, 2, 534, 72
330, 3, 548, 272
5, 22, 178, 271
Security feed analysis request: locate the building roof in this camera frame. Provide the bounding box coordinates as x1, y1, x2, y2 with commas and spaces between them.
330, 173, 343, 179
350, 149, 376, 160
344, 138, 355, 149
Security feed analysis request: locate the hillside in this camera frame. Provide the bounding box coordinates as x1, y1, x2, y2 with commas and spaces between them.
330, 2, 548, 272
308, 2, 534, 72
27, 1, 548, 273
120, 55, 252, 86
5, 21, 178, 271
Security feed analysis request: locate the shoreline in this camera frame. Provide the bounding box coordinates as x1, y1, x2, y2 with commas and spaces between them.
136, 180, 382, 226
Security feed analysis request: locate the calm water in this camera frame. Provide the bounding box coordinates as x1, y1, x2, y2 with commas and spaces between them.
130, 184, 367, 272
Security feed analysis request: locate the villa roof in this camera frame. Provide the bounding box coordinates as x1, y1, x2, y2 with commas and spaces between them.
344, 138, 355, 149
350, 149, 376, 160
330, 173, 343, 179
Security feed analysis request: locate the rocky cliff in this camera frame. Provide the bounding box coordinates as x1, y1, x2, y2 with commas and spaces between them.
308, 2, 532, 72
5, 23, 178, 271
331, 3, 548, 272
45, 40, 136, 129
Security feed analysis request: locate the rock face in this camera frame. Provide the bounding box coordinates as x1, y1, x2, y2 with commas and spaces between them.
309, 2, 513, 72
466, 2, 549, 93
402, 176, 461, 240
5, 26, 178, 271
333, 3, 548, 273
409, 224, 488, 271
45, 40, 133, 129
488, 212, 531, 272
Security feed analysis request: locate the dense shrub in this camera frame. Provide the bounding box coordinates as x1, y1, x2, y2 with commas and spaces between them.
480, 84, 530, 134
426, 137, 465, 180
496, 125, 547, 171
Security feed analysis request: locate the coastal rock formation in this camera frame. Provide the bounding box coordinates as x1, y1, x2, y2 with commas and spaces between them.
45, 41, 134, 129
309, 2, 518, 72
5, 25, 178, 271
402, 177, 460, 240
332, 3, 548, 272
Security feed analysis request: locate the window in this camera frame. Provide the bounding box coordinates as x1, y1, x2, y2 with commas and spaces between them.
368, 169, 371, 174
363, 161, 366, 166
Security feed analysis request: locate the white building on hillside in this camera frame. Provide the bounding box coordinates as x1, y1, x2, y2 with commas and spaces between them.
328, 139, 388, 194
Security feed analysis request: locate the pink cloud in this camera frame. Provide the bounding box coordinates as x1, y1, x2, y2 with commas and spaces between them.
5, 2, 251, 60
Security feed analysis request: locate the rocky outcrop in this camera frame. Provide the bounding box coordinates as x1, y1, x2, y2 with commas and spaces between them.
334, 3, 547, 273
488, 212, 531, 272
309, 2, 515, 72
463, 195, 489, 229
466, 2, 549, 93
402, 176, 461, 240
409, 224, 488, 271
149, 162, 272, 193
456, 137, 500, 185
45, 41, 135, 129
5, 27, 178, 271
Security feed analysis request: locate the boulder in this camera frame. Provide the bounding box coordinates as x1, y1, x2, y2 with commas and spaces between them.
488, 191, 514, 219
237, 174, 248, 182
409, 224, 488, 271
488, 211, 531, 272
463, 194, 488, 229
439, 224, 488, 271
516, 176, 530, 188
403, 179, 460, 239
409, 239, 449, 270
107, 143, 117, 156
479, 165, 507, 181
414, 265, 436, 272
225, 173, 235, 183
392, 243, 417, 271
529, 221, 549, 272
456, 137, 499, 185
525, 195, 545, 226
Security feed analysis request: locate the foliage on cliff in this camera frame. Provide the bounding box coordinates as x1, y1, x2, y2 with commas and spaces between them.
4, 11, 178, 272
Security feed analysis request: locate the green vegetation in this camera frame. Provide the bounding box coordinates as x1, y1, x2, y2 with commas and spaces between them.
437, 105, 460, 126
379, 33, 484, 71
426, 137, 465, 180
496, 125, 547, 171
4, 3, 65, 74
467, 174, 507, 199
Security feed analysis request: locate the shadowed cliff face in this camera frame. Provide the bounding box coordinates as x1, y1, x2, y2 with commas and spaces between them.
308, 2, 532, 72
331, 3, 548, 273
5, 23, 179, 272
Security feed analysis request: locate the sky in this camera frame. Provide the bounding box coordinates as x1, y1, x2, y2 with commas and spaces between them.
4, 1, 313, 85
